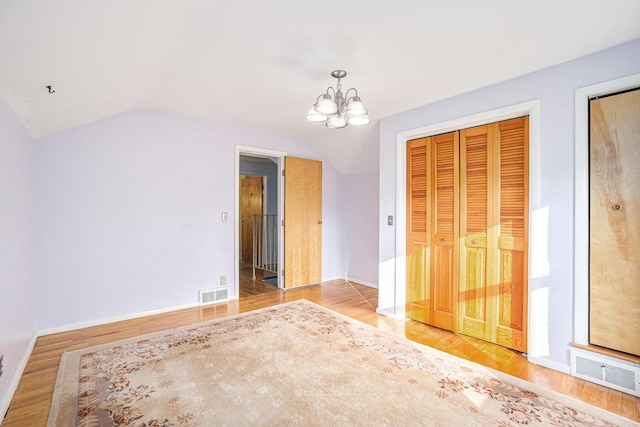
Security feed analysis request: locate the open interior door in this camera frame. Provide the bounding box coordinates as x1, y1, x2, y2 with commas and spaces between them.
283, 156, 322, 288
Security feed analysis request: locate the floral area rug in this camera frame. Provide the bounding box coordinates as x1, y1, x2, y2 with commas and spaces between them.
48, 300, 637, 426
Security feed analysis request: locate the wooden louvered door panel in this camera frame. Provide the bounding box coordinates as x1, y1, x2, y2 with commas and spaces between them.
429, 132, 459, 330
406, 138, 431, 324
495, 117, 528, 352
459, 125, 495, 342
406, 133, 458, 330
458, 117, 528, 351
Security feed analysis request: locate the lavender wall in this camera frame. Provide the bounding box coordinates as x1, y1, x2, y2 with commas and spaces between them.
378, 39, 640, 368
34, 110, 343, 330
0, 95, 35, 414
342, 172, 379, 287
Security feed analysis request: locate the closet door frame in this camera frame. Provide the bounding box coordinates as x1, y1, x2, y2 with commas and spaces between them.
573, 73, 640, 347
393, 100, 541, 359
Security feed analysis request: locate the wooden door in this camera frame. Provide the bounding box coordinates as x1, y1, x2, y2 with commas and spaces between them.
283, 156, 322, 288
406, 137, 430, 323
494, 118, 529, 352
240, 176, 263, 263
589, 89, 640, 356
430, 132, 459, 330
458, 117, 529, 351
407, 118, 528, 352
458, 118, 528, 352
458, 124, 495, 342
406, 132, 459, 330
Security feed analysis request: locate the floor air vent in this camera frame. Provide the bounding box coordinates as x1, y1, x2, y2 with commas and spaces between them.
570, 348, 640, 397
199, 288, 229, 305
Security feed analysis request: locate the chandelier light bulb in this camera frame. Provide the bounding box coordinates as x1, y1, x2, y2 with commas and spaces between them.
306, 108, 328, 122
314, 94, 338, 115
326, 115, 347, 129
347, 115, 370, 126
345, 96, 367, 116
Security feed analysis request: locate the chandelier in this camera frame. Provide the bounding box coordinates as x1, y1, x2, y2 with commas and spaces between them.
306, 70, 370, 129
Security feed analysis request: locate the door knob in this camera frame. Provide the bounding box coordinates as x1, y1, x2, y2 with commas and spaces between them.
612, 204, 623, 211
471, 239, 478, 244
440, 237, 447, 242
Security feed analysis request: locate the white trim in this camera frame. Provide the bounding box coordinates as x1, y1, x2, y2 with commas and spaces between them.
3, 300, 203, 420
235, 145, 287, 295
345, 277, 378, 289
573, 73, 640, 346
376, 307, 406, 320
528, 355, 571, 375
396, 101, 538, 140
35, 302, 201, 337
0, 334, 38, 421
393, 100, 541, 358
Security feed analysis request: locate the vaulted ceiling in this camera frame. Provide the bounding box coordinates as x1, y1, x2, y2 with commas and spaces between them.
1, 1, 639, 174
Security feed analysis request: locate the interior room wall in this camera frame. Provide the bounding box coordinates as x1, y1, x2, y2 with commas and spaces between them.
342, 172, 379, 287
34, 110, 343, 331
0, 95, 35, 414
377, 38, 640, 369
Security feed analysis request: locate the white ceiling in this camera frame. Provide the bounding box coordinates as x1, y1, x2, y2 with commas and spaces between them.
1, 1, 639, 174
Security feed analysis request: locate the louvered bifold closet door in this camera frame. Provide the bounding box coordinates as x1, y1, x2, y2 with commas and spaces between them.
458, 118, 528, 351
406, 133, 458, 330
429, 132, 459, 331
407, 119, 528, 350
458, 124, 495, 342
495, 117, 528, 352
406, 137, 430, 324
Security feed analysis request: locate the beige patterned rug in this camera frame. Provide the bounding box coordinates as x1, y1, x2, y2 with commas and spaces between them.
48, 300, 637, 426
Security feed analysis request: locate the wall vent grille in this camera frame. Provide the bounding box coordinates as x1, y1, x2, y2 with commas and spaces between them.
199, 288, 229, 305
570, 348, 640, 397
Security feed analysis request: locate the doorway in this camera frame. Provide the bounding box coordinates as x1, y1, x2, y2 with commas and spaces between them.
237, 150, 284, 298
234, 147, 325, 299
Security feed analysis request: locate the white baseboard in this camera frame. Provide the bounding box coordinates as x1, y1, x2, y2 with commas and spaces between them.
376, 307, 406, 320
0, 333, 38, 422
36, 302, 201, 337
527, 355, 571, 374
345, 277, 378, 289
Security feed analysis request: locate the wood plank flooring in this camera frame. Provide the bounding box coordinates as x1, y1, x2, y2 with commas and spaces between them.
4, 279, 639, 425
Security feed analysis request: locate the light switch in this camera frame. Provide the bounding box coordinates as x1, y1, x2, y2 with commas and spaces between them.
387, 215, 393, 226
221, 212, 228, 222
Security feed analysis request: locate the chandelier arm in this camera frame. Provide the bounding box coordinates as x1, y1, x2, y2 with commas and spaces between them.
344, 88, 359, 103
315, 86, 336, 103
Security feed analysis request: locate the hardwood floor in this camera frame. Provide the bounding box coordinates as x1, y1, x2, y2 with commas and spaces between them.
238, 263, 279, 298
4, 279, 639, 425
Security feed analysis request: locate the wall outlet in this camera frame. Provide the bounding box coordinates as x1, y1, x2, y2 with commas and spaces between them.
220, 275, 226, 286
